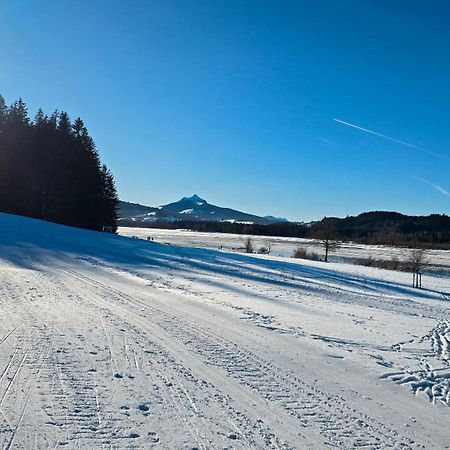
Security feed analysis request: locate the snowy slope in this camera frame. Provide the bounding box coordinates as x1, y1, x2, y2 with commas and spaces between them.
0, 212, 450, 449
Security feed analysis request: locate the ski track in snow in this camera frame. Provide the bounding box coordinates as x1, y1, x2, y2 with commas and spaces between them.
0, 213, 450, 449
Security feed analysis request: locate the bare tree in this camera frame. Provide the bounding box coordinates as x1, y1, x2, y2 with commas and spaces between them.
322, 238, 339, 262
407, 249, 428, 288
244, 237, 254, 253
258, 241, 272, 254
313, 221, 340, 262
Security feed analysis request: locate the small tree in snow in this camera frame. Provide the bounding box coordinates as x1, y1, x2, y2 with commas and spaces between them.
407, 249, 428, 288
313, 220, 340, 262
258, 242, 272, 254
244, 237, 254, 253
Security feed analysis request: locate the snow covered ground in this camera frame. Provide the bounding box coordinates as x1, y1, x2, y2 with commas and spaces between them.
118, 227, 450, 275
0, 213, 449, 449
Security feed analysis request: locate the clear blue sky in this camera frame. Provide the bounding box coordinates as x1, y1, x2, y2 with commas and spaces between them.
1, 0, 449, 221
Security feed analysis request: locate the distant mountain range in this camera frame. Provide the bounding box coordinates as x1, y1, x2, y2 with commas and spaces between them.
118, 198, 450, 247
118, 194, 288, 225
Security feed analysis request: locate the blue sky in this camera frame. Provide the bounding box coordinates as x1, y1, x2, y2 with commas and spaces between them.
1, 0, 449, 221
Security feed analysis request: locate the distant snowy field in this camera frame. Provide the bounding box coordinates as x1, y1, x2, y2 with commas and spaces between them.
0, 213, 449, 449
119, 227, 450, 274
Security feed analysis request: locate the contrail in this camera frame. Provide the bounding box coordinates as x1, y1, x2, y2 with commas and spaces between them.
333, 118, 449, 161
412, 176, 450, 197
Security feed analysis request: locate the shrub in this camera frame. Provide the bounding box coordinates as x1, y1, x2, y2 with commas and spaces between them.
384, 256, 400, 271
354, 255, 403, 271
293, 247, 308, 258
293, 247, 320, 260
361, 256, 374, 266
307, 251, 320, 261
244, 237, 254, 253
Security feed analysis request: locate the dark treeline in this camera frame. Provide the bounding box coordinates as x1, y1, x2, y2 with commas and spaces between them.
0, 96, 118, 231
119, 210, 450, 248
317, 212, 450, 248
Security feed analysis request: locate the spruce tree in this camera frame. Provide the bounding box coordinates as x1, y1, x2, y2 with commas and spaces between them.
100, 165, 119, 232
0, 96, 119, 231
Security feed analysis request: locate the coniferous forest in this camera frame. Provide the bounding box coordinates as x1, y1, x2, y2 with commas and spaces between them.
0, 96, 118, 231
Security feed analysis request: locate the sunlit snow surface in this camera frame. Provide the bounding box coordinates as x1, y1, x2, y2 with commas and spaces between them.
119, 226, 450, 275
0, 213, 449, 449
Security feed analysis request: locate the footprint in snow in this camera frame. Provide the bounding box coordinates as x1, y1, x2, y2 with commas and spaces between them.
148, 431, 159, 443
138, 403, 150, 414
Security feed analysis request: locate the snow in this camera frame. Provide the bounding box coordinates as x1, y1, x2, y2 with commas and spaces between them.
221, 220, 255, 225
179, 209, 194, 214
1, 212, 450, 449
119, 227, 450, 275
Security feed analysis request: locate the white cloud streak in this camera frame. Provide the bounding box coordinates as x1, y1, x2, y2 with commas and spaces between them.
333, 118, 449, 161
412, 176, 450, 197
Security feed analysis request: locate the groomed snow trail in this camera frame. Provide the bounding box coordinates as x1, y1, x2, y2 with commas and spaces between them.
0, 213, 449, 449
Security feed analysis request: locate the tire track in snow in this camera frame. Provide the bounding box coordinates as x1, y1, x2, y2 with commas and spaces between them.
55, 266, 298, 449
0, 272, 142, 450
55, 266, 418, 450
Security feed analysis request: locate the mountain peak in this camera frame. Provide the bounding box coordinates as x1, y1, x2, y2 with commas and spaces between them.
118, 195, 288, 225
182, 194, 206, 204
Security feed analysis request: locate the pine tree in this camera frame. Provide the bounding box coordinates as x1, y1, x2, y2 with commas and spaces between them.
72, 117, 104, 229
0, 98, 32, 215
0, 96, 119, 231
100, 165, 119, 232
0, 96, 7, 212
0, 96, 7, 126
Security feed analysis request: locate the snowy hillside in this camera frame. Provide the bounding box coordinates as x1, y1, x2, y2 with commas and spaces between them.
1, 212, 450, 449
118, 194, 288, 224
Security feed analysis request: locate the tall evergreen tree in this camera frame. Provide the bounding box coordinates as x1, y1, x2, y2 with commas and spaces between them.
100, 165, 119, 232
0, 96, 7, 125
0, 99, 32, 215
0, 96, 119, 231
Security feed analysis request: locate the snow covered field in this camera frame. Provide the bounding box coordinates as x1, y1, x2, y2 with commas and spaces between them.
118, 227, 450, 275
0, 213, 450, 449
